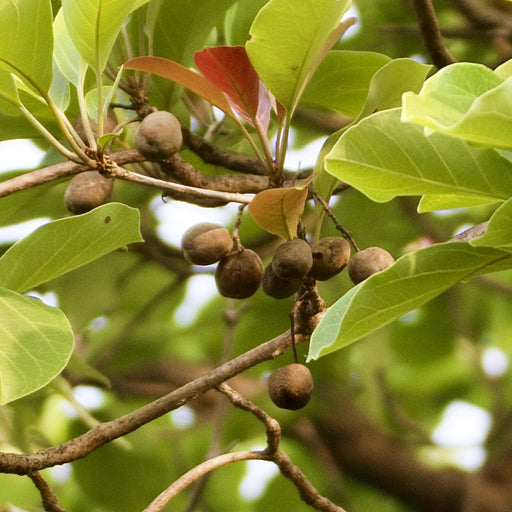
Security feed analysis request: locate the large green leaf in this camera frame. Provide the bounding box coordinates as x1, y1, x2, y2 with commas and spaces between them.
53, 9, 82, 87
471, 197, 512, 249
0, 287, 73, 404
0, 0, 53, 91
301, 51, 391, 117
308, 242, 512, 360
325, 108, 512, 206
153, 0, 237, 67
0, 202, 142, 293
61, 0, 138, 73
402, 62, 512, 149
246, 0, 352, 112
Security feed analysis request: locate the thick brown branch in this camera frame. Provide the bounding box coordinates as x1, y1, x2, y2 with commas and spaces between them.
181, 127, 268, 176
411, 0, 456, 67
0, 329, 314, 475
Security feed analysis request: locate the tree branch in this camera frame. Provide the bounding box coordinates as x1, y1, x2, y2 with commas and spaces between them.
28, 471, 67, 512
411, 0, 456, 67
0, 329, 319, 474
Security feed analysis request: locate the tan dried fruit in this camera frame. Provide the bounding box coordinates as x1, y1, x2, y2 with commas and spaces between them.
272, 239, 313, 280
181, 223, 233, 265
309, 237, 351, 281
262, 263, 301, 299
215, 249, 263, 299
134, 110, 183, 160
348, 246, 395, 284
64, 172, 114, 214
268, 363, 314, 410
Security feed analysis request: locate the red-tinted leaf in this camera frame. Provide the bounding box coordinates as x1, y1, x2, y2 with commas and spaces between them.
194, 46, 271, 131
248, 187, 308, 240
125, 56, 237, 120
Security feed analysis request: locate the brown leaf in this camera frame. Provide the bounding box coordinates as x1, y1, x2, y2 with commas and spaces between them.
248, 187, 308, 239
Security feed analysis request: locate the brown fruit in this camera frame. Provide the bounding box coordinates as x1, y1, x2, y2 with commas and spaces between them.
64, 172, 114, 214
309, 237, 351, 281
134, 110, 182, 160
215, 249, 263, 299
272, 239, 313, 280
348, 246, 395, 284
268, 363, 314, 410
181, 223, 233, 265
262, 263, 301, 299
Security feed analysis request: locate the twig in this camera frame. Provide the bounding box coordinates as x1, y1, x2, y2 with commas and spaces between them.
217, 384, 348, 512
144, 451, 268, 512
411, 0, 456, 68
28, 471, 67, 512
310, 189, 359, 251
0, 328, 320, 474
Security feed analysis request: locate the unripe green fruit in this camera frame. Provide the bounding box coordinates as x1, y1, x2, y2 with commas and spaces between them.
262, 263, 301, 299
134, 110, 182, 160
272, 239, 313, 280
268, 363, 314, 410
215, 249, 263, 299
181, 223, 233, 265
64, 172, 114, 214
309, 237, 351, 281
348, 246, 395, 284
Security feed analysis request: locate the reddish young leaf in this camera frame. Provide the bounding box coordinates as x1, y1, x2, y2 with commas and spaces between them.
248, 187, 309, 240
194, 46, 271, 131
125, 56, 237, 121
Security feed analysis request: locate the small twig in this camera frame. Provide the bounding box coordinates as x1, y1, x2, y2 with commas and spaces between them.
112, 165, 252, 205
231, 204, 247, 251
28, 471, 67, 512
411, 0, 457, 68
310, 189, 359, 251
144, 451, 268, 512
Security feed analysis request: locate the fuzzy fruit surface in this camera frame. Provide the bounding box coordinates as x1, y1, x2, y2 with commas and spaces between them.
262, 263, 301, 299
215, 249, 263, 299
268, 363, 314, 410
310, 237, 351, 281
181, 223, 233, 266
134, 110, 183, 160
272, 239, 313, 280
348, 246, 395, 284
64, 172, 114, 214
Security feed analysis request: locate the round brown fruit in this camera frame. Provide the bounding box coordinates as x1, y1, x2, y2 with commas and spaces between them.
309, 237, 351, 281
134, 110, 183, 160
268, 363, 314, 410
215, 249, 263, 299
181, 223, 233, 266
348, 246, 395, 284
262, 263, 301, 299
272, 239, 313, 280
64, 171, 114, 214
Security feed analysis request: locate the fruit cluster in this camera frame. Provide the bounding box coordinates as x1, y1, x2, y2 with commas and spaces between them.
181, 222, 395, 410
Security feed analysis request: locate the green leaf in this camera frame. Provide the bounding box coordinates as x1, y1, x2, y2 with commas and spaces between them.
248, 187, 308, 239
325, 108, 512, 205
301, 51, 391, 117
402, 62, 512, 149
153, 0, 237, 67
246, 0, 352, 112
0, 288, 74, 404
53, 8, 82, 87
0, 203, 142, 293
62, 0, 137, 72
471, 197, 512, 249
360, 58, 432, 117
0, 0, 53, 92
308, 242, 512, 360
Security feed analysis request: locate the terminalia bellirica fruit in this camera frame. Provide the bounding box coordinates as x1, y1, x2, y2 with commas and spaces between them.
267, 363, 314, 410
181, 223, 233, 266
